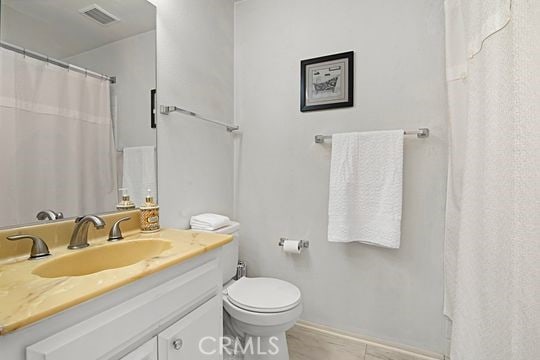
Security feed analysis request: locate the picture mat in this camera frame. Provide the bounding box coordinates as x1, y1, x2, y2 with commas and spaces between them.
305, 59, 349, 106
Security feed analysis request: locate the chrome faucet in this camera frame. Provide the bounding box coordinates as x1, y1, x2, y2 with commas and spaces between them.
68, 215, 105, 250
36, 209, 64, 221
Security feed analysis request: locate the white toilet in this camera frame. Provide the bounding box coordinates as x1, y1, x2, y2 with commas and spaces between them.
212, 222, 302, 360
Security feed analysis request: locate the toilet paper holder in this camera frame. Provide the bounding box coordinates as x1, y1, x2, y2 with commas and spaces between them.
278, 238, 310, 248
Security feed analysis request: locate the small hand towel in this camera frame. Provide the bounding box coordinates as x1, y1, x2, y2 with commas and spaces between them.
190, 213, 231, 231
122, 146, 156, 207
327, 130, 404, 248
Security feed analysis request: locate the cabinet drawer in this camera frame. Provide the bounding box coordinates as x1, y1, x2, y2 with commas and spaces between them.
158, 296, 221, 360
27, 258, 220, 360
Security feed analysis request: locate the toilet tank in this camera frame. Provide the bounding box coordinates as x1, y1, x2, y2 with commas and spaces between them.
208, 221, 240, 284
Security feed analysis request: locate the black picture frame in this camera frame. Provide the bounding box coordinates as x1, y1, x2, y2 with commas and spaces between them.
300, 51, 354, 112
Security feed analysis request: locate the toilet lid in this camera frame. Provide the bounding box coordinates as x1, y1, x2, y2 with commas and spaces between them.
226, 277, 301, 313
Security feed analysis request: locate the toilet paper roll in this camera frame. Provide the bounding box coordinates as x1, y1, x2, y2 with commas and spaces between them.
282, 240, 302, 254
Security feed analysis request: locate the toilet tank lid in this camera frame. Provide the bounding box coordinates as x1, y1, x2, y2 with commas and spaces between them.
212, 221, 240, 234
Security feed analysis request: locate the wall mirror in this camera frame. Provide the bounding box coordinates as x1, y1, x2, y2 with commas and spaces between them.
0, 0, 157, 228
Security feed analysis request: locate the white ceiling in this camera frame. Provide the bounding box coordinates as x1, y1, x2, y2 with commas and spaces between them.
1, 0, 156, 58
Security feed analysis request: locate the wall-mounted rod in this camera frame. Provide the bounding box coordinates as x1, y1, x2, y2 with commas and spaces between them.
0, 41, 116, 84
160, 105, 240, 132
314, 128, 429, 144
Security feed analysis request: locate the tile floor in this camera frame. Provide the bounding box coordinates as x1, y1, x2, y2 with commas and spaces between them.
287, 325, 443, 360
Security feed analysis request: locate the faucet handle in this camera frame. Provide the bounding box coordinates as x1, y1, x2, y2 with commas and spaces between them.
7, 235, 51, 260
108, 217, 131, 242
36, 210, 64, 221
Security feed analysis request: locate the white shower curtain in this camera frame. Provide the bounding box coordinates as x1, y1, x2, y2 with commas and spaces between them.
444, 0, 540, 359
0, 47, 117, 226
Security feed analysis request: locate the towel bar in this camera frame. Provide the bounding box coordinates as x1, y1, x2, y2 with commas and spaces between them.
160, 105, 239, 132
314, 128, 429, 144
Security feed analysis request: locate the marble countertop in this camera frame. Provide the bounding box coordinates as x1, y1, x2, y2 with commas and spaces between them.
0, 228, 232, 335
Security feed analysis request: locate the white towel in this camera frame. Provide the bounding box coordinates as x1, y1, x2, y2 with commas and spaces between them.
327, 130, 403, 248
190, 213, 231, 231
122, 146, 157, 207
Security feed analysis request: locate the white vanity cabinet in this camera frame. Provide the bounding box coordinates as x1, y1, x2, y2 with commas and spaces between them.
13, 252, 223, 360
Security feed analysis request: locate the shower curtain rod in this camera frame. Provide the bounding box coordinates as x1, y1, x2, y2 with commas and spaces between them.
0, 41, 116, 84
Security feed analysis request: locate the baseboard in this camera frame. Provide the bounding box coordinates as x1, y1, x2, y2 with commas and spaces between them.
287, 320, 446, 360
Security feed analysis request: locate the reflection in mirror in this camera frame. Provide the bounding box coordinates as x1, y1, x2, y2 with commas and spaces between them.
0, 0, 157, 228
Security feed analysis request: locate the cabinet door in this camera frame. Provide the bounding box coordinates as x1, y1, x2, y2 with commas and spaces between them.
120, 338, 158, 360
158, 296, 221, 360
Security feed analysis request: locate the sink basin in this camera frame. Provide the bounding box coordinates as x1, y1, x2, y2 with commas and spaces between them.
32, 239, 172, 278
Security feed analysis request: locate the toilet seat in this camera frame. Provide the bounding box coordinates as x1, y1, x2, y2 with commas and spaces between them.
223, 295, 303, 331
225, 277, 301, 313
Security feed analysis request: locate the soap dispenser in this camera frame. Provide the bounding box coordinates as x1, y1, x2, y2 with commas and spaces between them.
116, 188, 136, 210
140, 189, 160, 233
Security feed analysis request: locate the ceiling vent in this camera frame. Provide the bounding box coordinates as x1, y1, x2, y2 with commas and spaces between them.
79, 4, 120, 26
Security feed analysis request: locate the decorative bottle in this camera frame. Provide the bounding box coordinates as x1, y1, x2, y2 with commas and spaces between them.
140, 189, 160, 233
116, 188, 136, 210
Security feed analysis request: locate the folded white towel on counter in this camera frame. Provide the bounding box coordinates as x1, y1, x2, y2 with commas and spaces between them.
190, 213, 231, 231
327, 130, 404, 248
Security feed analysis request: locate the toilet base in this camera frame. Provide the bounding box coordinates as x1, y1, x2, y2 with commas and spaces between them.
243, 333, 289, 360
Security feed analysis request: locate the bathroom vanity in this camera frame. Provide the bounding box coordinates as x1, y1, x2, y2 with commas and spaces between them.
0, 211, 231, 360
